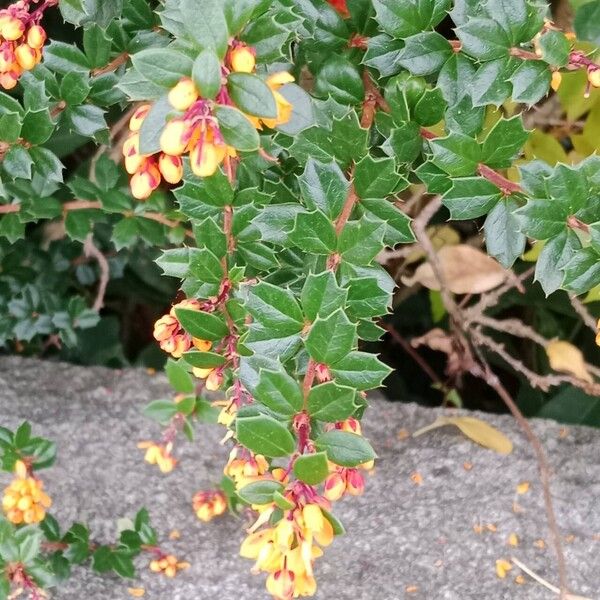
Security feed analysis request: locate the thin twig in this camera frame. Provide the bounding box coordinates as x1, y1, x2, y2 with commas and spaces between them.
83, 234, 110, 312
471, 365, 569, 599
569, 295, 597, 333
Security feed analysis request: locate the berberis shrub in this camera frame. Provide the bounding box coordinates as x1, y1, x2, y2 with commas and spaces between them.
0, 0, 599, 598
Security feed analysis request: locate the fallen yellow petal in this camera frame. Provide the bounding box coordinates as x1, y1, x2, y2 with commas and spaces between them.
533, 539, 546, 549
514, 575, 525, 585
508, 533, 519, 547
496, 559, 512, 579
516, 481, 530, 495
127, 588, 145, 597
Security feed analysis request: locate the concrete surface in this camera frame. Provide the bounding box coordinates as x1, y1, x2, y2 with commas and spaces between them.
0, 356, 599, 599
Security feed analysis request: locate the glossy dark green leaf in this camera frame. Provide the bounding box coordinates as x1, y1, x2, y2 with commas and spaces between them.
299, 159, 349, 219
236, 414, 296, 457
397, 32, 452, 76
538, 30, 570, 67
165, 358, 195, 393
301, 271, 348, 321
175, 307, 229, 340
535, 230, 582, 296
574, 0, 600, 45
293, 451, 330, 485
360, 197, 415, 246
228, 73, 277, 118
238, 480, 284, 505
245, 281, 304, 333
314, 55, 364, 105
307, 382, 356, 422
443, 176, 502, 219
483, 197, 527, 268
563, 248, 600, 294
315, 430, 376, 467
131, 48, 193, 88
429, 132, 481, 176
305, 309, 356, 365
180, 0, 230, 58
338, 217, 386, 265
192, 48, 222, 100
214, 105, 260, 151
481, 116, 529, 168
289, 209, 337, 254
510, 60, 551, 105
254, 366, 303, 416
354, 155, 404, 199
457, 18, 511, 61
330, 351, 391, 390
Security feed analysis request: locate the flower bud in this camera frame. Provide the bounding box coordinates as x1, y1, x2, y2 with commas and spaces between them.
130, 163, 161, 201
206, 369, 223, 391
230, 46, 256, 73
588, 69, 600, 88
159, 119, 188, 156
26, 25, 46, 50
345, 469, 365, 496
324, 472, 345, 501
158, 153, 184, 184
0, 43, 16, 72
129, 104, 151, 132
15, 44, 37, 71
551, 71, 562, 92
168, 77, 199, 111
190, 141, 221, 178
1, 17, 25, 42
0, 69, 19, 90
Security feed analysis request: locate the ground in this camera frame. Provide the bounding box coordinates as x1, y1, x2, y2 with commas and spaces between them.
0, 356, 598, 599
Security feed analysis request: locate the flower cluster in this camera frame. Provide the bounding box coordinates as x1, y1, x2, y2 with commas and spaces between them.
2, 460, 51, 524
241, 494, 334, 599
192, 490, 227, 522
149, 554, 190, 578
0, 2, 47, 90
153, 298, 211, 359
224, 446, 271, 490
137, 440, 177, 473
123, 42, 293, 200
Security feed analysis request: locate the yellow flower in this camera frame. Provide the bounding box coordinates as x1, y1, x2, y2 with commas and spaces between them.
230, 45, 256, 73
158, 153, 184, 184
0, 16, 25, 41
27, 25, 47, 50
129, 104, 151, 132
190, 141, 223, 177
130, 162, 161, 201
168, 77, 199, 111
2, 463, 51, 525
160, 119, 188, 156
14, 44, 37, 70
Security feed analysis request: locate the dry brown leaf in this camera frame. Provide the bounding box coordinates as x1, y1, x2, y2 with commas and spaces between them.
414, 416, 513, 454
401, 244, 508, 294
546, 340, 593, 383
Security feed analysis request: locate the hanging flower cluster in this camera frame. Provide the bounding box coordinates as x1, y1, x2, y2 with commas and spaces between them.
192, 490, 227, 522
123, 41, 294, 200
0, 1, 48, 90
2, 460, 52, 524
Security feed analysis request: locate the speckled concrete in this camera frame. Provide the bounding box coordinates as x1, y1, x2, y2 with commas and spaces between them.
1, 356, 599, 599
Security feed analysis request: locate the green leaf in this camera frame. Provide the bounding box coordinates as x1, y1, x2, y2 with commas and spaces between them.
305, 309, 356, 365
139, 95, 173, 155
314, 55, 364, 105
515, 198, 567, 239
481, 116, 529, 168
535, 230, 581, 295
538, 30, 570, 67
289, 210, 337, 254
175, 307, 229, 340
299, 159, 349, 219
192, 48, 222, 100
60, 71, 91, 105
354, 154, 404, 199
214, 105, 260, 151
180, 0, 230, 58
165, 358, 195, 393
143, 400, 179, 424
442, 176, 502, 219
301, 271, 348, 321
360, 197, 415, 246
563, 248, 600, 294
372, 0, 451, 37
3, 146, 32, 180
236, 414, 296, 457
330, 351, 391, 390
182, 351, 227, 368
338, 217, 385, 265
131, 48, 194, 88
308, 382, 356, 422
346, 276, 391, 318
254, 366, 303, 416
83, 24, 111, 68
457, 18, 511, 60
176, 168, 234, 213
510, 60, 551, 105
397, 32, 452, 76
315, 430, 376, 467
245, 281, 304, 333
44, 41, 90, 73
381, 122, 423, 163
188, 248, 223, 283
429, 132, 481, 176
363, 34, 404, 77
21, 109, 55, 145
484, 198, 527, 268
224, 0, 263, 35
228, 73, 277, 118
470, 57, 515, 107
293, 452, 330, 485
64, 104, 107, 139
238, 480, 284, 505
575, 0, 600, 45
